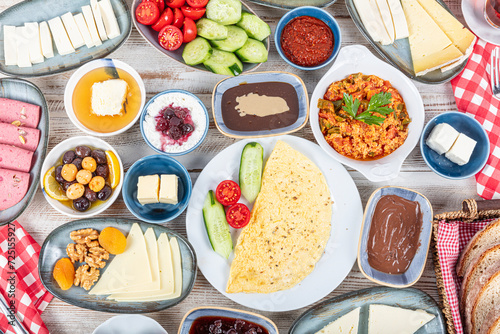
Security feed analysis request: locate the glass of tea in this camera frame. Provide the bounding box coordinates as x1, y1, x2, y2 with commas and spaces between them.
485, 0, 500, 28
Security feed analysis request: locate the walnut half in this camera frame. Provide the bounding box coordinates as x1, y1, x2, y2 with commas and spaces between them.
70, 228, 99, 247
66, 243, 87, 263
85, 246, 110, 269
74, 264, 99, 290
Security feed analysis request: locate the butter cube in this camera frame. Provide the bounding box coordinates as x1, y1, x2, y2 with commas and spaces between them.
91, 79, 128, 116
159, 175, 178, 204
426, 123, 460, 155
445, 133, 477, 166
137, 175, 160, 205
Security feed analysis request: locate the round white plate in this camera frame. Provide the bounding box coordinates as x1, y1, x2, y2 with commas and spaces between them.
92, 315, 167, 334
462, 0, 500, 45
185, 135, 363, 312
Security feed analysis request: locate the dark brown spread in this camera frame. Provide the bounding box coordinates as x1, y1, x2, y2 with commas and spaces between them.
220, 82, 299, 132
189, 316, 269, 334
367, 194, 422, 274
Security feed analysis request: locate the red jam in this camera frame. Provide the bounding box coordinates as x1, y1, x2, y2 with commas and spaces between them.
155, 103, 195, 146
189, 316, 269, 334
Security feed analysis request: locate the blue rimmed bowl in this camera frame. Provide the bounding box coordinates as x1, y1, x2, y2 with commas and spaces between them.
420, 112, 490, 180
122, 155, 192, 224
274, 6, 342, 71
358, 186, 433, 288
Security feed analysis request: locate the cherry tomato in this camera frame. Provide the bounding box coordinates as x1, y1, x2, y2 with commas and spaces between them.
226, 203, 251, 229
215, 180, 241, 206
173, 8, 184, 28
182, 17, 197, 43
135, 1, 160, 25
151, 7, 174, 31
158, 25, 183, 50
143, 0, 165, 13
165, 0, 186, 8
181, 6, 206, 20
186, 0, 209, 8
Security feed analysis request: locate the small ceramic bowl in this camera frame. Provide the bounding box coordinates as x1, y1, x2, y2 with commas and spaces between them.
178, 307, 278, 334
420, 112, 490, 180
93, 315, 167, 334
358, 186, 433, 288
123, 155, 192, 224
40, 136, 123, 218
64, 58, 146, 137
140, 90, 209, 156
274, 6, 342, 71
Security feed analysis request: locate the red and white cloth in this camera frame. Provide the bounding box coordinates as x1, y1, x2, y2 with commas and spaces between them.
0, 221, 53, 334
451, 39, 500, 200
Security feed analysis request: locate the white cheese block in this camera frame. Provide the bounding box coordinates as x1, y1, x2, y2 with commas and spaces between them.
445, 132, 477, 166
99, 0, 120, 39
48, 17, 75, 55
426, 122, 460, 155
316, 307, 360, 334
24, 22, 44, 64
16, 26, 32, 68
353, 0, 393, 45
159, 174, 178, 205
91, 78, 128, 116
137, 174, 160, 205
74, 13, 94, 48
3, 25, 18, 66
39, 21, 54, 58
89, 223, 153, 295
82, 5, 102, 46
91, 0, 108, 41
375, 0, 395, 43
61, 12, 85, 49
386, 0, 409, 40
368, 304, 435, 334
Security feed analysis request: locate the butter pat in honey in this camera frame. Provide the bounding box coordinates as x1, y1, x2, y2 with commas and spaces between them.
137, 175, 160, 205
159, 174, 178, 205
445, 133, 477, 166
426, 123, 459, 155
91, 79, 128, 116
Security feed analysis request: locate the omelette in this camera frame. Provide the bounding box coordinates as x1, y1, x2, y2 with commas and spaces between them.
226, 140, 332, 294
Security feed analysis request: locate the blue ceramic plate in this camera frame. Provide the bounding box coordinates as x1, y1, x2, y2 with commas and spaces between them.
0, 78, 49, 226
358, 186, 433, 288
275, 7, 342, 71
212, 71, 309, 138
0, 0, 131, 77
289, 286, 446, 334
123, 155, 192, 224
39, 218, 197, 313
420, 112, 490, 180
178, 307, 278, 334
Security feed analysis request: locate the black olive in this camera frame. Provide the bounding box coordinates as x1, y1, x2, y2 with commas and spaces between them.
84, 187, 97, 202
55, 165, 64, 183
62, 150, 76, 164
97, 185, 112, 201
75, 146, 92, 158
73, 197, 90, 212
95, 164, 109, 179
63, 180, 77, 191
72, 158, 83, 170
91, 149, 107, 164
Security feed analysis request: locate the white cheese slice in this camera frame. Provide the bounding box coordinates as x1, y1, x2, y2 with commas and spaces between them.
82, 5, 102, 47
48, 17, 75, 55
16, 26, 32, 68
316, 307, 360, 334
159, 174, 178, 204
375, 0, 395, 43
61, 12, 85, 49
89, 223, 153, 295
99, 0, 120, 39
426, 122, 460, 155
74, 13, 94, 48
24, 22, 44, 64
39, 21, 54, 59
353, 0, 392, 45
368, 304, 435, 334
445, 132, 477, 166
386, 0, 409, 40
3, 25, 18, 66
91, 0, 108, 41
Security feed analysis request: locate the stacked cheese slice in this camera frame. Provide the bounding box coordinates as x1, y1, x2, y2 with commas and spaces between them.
89, 223, 183, 302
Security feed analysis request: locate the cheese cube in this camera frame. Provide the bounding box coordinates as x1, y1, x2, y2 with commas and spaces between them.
159, 175, 178, 205
48, 17, 75, 55
445, 133, 477, 166
61, 12, 85, 49
82, 5, 102, 47
426, 123, 459, 155
91, 0, 108, 41
137, 175, 160, 205
39, 21, 54, 58
16, 26, 32, 68
91, 79, 128, 116
3, 25, 18, 66
24, 22, 44, 64
74, 13, 94, 48
99, 0, 121, 39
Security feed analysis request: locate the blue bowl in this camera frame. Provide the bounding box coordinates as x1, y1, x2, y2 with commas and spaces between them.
140, 89, 209, 156
122, 155, 192, 224
274, 6, 342, 71
420, 112, 490, 180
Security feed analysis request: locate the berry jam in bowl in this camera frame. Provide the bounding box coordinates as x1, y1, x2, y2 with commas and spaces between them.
140, 90, 209, 156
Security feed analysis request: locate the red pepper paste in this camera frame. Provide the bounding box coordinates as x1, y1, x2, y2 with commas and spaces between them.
280, 16, 334, 67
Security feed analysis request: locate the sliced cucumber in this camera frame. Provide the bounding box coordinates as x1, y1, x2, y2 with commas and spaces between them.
210, 26, 248, 52
202, 190, 233, 259
182, 37, 213, 66
239, 142, 264, 203
203, 49, 243, 76
196, 18, 228, 40
235, 38, 268, 63
206, 0, 242, 25
236, 12, 271, 41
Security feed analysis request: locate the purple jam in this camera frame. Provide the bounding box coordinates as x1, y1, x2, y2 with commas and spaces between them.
155, 103, 195, 145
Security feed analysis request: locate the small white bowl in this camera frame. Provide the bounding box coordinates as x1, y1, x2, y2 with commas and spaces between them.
40, 136, 124, 218
93, 315, 167, 334
64, 58, 146, 137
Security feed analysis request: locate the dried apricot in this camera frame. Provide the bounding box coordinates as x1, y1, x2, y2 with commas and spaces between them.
98, 227, 127, 254
82, 157, 97, 172
89, 176, 105, 192
53, 258, 75, 290
61, 164, 78, 182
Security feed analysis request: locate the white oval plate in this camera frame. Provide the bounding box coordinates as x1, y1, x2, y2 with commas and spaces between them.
92, 315, 167, 334
310, 45, 425, 182
462, 0, 500, 46
185, 135, 363, 312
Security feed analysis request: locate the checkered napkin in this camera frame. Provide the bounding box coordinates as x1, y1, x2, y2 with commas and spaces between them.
451, 39, 500, 199
0, 221, 53, 334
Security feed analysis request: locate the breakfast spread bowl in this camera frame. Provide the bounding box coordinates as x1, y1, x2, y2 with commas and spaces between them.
274, 6, 341, 71
310, 44, 425, 182
40, 136, 124, 218
357, 186, 433, 288
122, 154, 192, 224
64, 58, 146, 137
420, 112, 490, 180
140, 90, 209, 156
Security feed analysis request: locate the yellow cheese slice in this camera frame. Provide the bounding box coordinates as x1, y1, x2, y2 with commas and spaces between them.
89, 223, 152, 295
316, 308, 360, 334
368, 304, 435, 334
353, 0, 393, 45
375, 0, 395, 42
386, 0, 409, 40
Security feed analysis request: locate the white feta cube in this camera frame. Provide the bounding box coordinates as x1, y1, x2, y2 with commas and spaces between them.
159, 174, 178, 204
99, 0, 120, 40
24, 22, 44, 64
91, 79, 128, 116
426, 123, 460, 155
61, 12, 85, 49
3, 25, 18, 66
445, 133, 477, 166
39, 21, 54, 59
16, 26, 32, 68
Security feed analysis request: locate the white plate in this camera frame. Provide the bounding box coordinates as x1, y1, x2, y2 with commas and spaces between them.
185, 135, 363, 312
310, 45, 424, 182
462, 0, 500, 46
92, 315, 167, 334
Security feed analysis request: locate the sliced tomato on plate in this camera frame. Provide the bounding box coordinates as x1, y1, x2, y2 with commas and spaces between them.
151, 7, 174, 31
173, 7, 184, 28
136, 1, 160, 25
183, 17, 197, 43
186, 0, 209, 8
215, 180, 241, 206
158, 25, 183, 50
143, 0, 165, 13
165, 0, 186, 8
226, 203, 251, 229
181, 6, 206, 20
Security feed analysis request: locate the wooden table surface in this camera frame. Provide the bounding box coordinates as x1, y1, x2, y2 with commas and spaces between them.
0, 0, 477, 332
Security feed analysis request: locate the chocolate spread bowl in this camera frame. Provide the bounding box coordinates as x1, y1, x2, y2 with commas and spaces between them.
357, 186, 433, 288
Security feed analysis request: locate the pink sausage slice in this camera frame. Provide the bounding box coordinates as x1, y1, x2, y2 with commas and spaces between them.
0, 122, 40, 152
0, 144, 33, 173
0, 98, 41, 129
0, 168, 30, 210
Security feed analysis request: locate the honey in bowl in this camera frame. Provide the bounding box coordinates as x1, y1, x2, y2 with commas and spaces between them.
72, 67, 142, 133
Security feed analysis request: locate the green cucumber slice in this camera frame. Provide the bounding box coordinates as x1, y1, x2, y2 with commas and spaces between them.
206, 0, 242, 25
202, 190, 233, 259
235, 38, 268, 63
182, 37, 213, 66
196, 18, 228, 40
210, 26, 248, 52
203, 49, 243, 76
236, 12, 271, 41
239, 142, 264, 203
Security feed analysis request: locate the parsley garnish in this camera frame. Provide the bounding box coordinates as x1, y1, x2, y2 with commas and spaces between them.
341, 92, 394, 126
